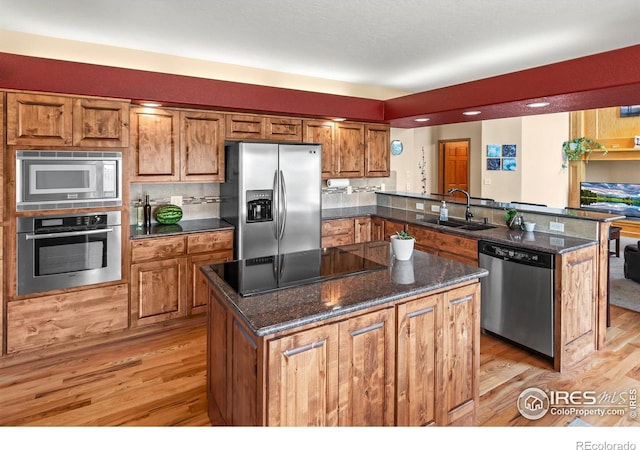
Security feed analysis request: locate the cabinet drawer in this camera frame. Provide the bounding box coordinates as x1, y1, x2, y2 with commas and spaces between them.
187, 230, 234, 254
131, 235, 186, 262
322, 218, 354, 236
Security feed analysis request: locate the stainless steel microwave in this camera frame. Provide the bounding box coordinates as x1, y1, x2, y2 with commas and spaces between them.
16, 150, 122, 211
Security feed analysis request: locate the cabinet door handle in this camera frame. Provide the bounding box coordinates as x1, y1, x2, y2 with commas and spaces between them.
351, 322, 384, 337
407, 306, 434, 319
283, 339, 326, 357
450, 294, 473, 305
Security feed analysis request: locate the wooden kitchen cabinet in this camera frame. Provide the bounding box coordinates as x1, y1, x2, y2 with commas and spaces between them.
6, 284, 129, 354
334, 121, 365, 178
207, 272, 480, 426
336, 307, 395, 426
365, 124, 390, 177
7, 92, 73, 146
304, 120, 388, 179
441, 283, 480, 425
130, 107, 179, 182
131, 257, 187, 327
354, 216, 371, 242
407, 224, 479, 266
303, 119, 335, 178
267, 321, 340, 426
180, 111, 225, 181
322, 218, 356, 247
131, 107, 226, 182
130, 230, 233, 325
396, 282, 480, 426
555, 245, 598, 372
1, 92, 4, 223
7, 92, 129, 147
373, 217, 406, 241
186, 230, 234, 315
72, 97, 130, 147
226, 113, 302, 141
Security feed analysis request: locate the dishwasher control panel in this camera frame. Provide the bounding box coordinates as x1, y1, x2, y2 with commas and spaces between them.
478, 240, 554, 269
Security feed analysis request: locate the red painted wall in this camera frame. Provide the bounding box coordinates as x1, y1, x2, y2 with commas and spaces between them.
2, 45, 640, 128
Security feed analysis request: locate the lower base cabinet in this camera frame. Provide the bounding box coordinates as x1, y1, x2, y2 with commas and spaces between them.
6, 284, 129, 354
207, 280, 480, 426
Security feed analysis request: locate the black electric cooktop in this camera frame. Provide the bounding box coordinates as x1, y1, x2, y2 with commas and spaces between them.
212, 247, 387, 296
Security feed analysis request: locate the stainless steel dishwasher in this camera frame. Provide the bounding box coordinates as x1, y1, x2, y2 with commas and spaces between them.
478, 240, 555, 358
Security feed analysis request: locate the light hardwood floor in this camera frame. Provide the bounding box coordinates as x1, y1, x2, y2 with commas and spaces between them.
1, 306, 639, 427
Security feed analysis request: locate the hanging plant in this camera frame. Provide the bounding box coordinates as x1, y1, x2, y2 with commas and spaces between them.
561, 137, 606, 168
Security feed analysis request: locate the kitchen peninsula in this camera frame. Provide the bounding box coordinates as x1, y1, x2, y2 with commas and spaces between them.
200, 242, 488, 426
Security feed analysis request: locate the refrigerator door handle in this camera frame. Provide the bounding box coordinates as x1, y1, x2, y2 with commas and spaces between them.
278, 170, 288, 240
272, 169, 279, 240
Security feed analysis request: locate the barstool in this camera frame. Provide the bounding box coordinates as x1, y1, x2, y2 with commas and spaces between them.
609, 226, 621, 257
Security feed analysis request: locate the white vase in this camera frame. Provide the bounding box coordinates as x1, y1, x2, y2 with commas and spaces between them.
390, 236, 415, 261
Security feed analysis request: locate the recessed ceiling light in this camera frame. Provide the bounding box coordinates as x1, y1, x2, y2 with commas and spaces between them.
463, 111, 481, 116
140, 102, 162, 107
414, 118, 430, 122
333, 117, 346, 122
526, 102, 550, 108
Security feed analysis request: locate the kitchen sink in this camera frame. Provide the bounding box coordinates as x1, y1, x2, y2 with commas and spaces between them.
421, 217, 496, 231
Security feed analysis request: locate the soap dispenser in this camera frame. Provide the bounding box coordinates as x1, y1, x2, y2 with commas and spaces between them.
439, 201, 448, 221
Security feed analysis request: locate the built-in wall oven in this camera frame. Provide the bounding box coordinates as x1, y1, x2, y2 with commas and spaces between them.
16, 150, 122, 211
17, 212, 122, 296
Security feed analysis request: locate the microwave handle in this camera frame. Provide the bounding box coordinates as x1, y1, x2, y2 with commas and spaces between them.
25, 228, 114, 240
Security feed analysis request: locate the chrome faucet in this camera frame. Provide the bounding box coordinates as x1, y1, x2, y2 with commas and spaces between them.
448, 188, 474, 221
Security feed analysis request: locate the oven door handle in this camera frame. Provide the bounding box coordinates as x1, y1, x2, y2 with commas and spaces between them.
25, 228, 114, 240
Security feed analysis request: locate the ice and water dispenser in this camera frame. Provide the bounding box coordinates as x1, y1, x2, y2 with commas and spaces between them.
246, 190, 273, 223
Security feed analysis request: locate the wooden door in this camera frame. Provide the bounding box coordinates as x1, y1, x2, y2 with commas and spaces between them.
7, 92, 73, 146
180, 111, 225, 181
334, 122, 365, 178
72, 98, 130, 147
267, 323, 340, 426
338, 307, 395, 426
440, 283, 480, 425
130, 257, 187, 326
438, 140, 470, 198
265, 117, 302, 141
365, 124, 390, 177
225, 113, 265, 140
382, 219, 406, 241
208, 289, 230, 423
303, 120, 335, 179
188, 250, 233, 315
396, 293, 442, 426
130, 107, 179, 182
354, 217, 372, 243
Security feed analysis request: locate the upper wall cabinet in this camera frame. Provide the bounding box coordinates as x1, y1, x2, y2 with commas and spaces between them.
180, 111, 225, 182
72, 98, 130, 148
6, 92, 129, 148
572, 107, 640, 155
304, 120, 389, 179
130, 107, 225, 183
226, 113, 302, 141
365, 124, 390, 177
130, 107, 179, 182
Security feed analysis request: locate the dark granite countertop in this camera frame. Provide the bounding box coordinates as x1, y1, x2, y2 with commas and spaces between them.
323, 206, 598, 254
130, 218, 234, 239
201, 241, 488, 337
376, 191, 626, 223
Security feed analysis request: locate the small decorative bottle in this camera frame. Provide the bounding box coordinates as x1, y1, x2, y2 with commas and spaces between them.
135, 199, 144, 229
144, 195, 152, 229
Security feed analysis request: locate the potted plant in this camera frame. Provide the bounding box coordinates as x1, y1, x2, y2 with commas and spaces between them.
562, 137, 606, 168
504, 208, 520, 229
390, 230, 415, 260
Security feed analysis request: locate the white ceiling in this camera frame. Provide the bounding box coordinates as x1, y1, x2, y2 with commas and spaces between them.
2, 0, 640, 95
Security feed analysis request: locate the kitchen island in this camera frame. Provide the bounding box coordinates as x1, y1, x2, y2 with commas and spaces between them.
200, 241, 488, 426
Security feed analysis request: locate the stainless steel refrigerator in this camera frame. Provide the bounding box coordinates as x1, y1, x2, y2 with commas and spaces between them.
221, 141, 322, 260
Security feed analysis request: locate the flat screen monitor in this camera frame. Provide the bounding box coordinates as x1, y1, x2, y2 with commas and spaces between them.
580, 182, 640, 218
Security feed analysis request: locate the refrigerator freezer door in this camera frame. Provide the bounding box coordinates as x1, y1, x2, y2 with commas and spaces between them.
277, 144, 322, 255
239, 143, 279, 259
